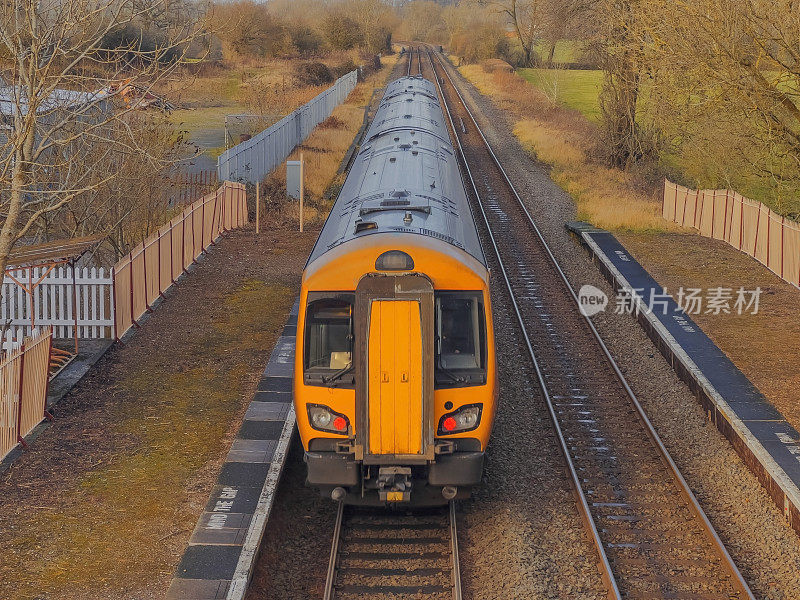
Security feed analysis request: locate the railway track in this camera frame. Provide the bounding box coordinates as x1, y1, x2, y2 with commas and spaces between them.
422, 47, 755, 600
322, 502, 462, 600
404, 46, 423, 77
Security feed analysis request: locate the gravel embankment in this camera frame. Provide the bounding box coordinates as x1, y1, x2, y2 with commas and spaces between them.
445, 59, 800, 599
458, 282, 608, 600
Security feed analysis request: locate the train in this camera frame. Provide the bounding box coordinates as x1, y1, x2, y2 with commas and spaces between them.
293, 75, 498, 506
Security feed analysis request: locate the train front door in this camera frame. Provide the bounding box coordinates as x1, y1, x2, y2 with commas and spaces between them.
367, 300, 423, 455
354, 274, 435, 463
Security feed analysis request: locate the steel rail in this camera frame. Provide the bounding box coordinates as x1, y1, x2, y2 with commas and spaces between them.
406, 46, 413, 77
321, 501, 461, 600
420, 47, 621, 600
449, 501, 463, 600
322, 501, 345, 600
425, 47, 755, 600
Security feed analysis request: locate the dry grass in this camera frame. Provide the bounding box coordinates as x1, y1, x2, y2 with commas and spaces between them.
458, 64, 676, 233
514, 120, 671, 231
262, 54, 399, 227
0, 274, 296, 600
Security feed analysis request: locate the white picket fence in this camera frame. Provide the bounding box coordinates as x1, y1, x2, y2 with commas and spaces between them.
2, 266, 114, 349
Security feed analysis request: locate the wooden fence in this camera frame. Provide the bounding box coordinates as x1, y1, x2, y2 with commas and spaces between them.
171, 170, 219, 206
2, 267, 113, 349
112, 180, 248, 339
663, 180, 800, 289
0, 328, 53, 462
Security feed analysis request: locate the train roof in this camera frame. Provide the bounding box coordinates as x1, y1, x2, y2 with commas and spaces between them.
306, 76, 486, 269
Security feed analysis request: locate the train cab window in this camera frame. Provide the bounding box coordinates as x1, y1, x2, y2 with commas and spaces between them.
435, 292, 487, 388
304, 297, 354, 387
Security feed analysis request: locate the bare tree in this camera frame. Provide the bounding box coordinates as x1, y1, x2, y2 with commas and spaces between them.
480, 0, 547, 66
0, 0, 204, 278
396, 0, 448, 44
641, 0, 800, 181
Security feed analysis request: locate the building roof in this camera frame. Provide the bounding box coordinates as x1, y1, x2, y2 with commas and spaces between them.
0, 86, 108, 117
6, 234, 106, 268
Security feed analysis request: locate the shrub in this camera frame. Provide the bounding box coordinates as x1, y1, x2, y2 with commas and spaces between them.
481, 59, 513, 73
323, 13, 363, 50
100, 24, 180, 64
289, 25, 323, 56
358, 54, 382, 78
450, 22, 511, 65
213, 1, 289, 59
331, 58, 357, 78
294, 61, 334, 86
365, 26, 392, 55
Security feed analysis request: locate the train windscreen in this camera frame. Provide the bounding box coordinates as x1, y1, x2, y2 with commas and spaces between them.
435, 292, 487, 387
305, 298, 353, 381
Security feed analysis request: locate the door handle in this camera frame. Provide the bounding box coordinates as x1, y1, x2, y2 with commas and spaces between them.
381, 371, 389, 383
401, 372, 409, 383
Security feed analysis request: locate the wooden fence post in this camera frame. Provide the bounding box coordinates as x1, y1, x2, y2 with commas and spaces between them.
111, 266, 118, 342
44, 331, 54, 421
16, 342, 26, 447
300, 152, 304, 233
72, 264, 78, 354
753, 205, 761, 256
739, 199, 744, 250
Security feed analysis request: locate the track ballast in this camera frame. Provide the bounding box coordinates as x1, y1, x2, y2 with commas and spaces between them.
421, 46, 754, 600
323, 502, 462, 600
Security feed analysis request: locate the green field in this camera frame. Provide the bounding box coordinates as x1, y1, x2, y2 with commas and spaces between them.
532, 40, 586, 65
518, 68, 603, 122
517, 66, 800, 216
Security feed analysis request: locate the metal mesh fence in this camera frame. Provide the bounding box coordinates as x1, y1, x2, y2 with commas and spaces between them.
217, 70, 358, 184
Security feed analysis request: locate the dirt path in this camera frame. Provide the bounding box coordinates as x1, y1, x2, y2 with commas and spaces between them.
0, 223, 319, 600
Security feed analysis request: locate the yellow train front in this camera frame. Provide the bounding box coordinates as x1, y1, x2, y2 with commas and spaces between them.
293, 76, 497, 506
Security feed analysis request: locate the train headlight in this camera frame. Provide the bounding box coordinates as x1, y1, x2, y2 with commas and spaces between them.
375, 250, 414, 271
308, 404, 350, 434
438, 404, 482, 435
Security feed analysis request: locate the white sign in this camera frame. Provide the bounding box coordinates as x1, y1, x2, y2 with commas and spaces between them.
286, 160, 302, 199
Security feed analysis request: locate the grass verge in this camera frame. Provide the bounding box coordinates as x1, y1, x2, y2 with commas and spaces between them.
458, 64, 673, 232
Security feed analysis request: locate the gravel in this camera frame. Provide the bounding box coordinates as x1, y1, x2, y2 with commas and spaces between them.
458, 289, 608, 600
445, 59, 800, 599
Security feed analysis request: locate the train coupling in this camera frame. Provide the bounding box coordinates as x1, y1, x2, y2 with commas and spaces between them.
377, 466, 412, 502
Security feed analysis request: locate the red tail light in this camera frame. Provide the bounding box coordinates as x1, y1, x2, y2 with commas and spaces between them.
438, 404, 482, 435
308, 404, 350, 434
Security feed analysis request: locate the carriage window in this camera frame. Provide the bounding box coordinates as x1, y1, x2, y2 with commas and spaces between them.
435, 292, 486, 387
305, 299, 353, 379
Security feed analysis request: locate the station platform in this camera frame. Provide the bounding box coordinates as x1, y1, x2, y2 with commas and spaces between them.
166, 301, 298, 600
568, 222, 800, 536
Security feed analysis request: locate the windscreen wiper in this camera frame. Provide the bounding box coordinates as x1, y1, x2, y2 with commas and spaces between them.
436, 365, 465, 384
323, 365, 354, 385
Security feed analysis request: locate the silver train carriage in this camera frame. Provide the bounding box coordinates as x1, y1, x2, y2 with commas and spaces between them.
293, 76, 498, 506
